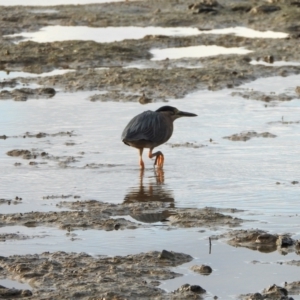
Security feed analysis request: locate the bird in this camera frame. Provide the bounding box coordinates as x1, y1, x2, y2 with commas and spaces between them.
121, 106, 197, 169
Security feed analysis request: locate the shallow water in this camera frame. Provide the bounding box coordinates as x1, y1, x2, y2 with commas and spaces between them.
150, 45, 252, 60
250, 60, 300, 67
1, 76, 300, 214
6, 26, 202, 43
2, 74, 300, 298
0, 0, 126, 5
0, 278, 31, 290
205, 26, 288, 39
6, 25, 288, 44
0, 69, 73, 80
1, 225, 300, 299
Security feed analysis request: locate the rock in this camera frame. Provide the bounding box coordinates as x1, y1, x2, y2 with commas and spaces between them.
158, 250, 175, 260
139, 92, 152, 104
230, 4, 252, 12
240, 284, 291, 299
189, 0, 221, 14
226, 230, 280, 253
39, 87, 56, 96
276, 235, 294, 247
114, 223, 121, 230
250, 5, 281, 14
175, 283, 206, 294
263, 55, 274, 63
7, 149, 31, 157
255, 233, 278, 245
14, 95, 27, 101
263, 284, 288, 297
0, 287, 22, 297
243, 293, 264, 300
285, 280, 300, 295
191, 264, 213, 275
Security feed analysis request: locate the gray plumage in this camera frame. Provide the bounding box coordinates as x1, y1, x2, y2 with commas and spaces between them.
122, 110, 173, 148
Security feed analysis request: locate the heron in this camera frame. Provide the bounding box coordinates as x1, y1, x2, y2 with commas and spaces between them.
121, 106, 197, 169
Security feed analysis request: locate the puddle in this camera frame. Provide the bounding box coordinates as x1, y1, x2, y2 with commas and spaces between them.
0, 0, 127, 5
237, 73, 300, 94
0, 69, 74, 80
0, 82, 43, 93
6, 26, 202, 43
0, 279, 31, 290
6, 26, 288, 44
30, 9, 59, 14
110, 213, 169, 225
0, 225, 215, 257
124, 63, 153, 69
204, 26, 288, 39
150, 45, 252, 60
124, 60, 203, 69
250, 60, 300, 67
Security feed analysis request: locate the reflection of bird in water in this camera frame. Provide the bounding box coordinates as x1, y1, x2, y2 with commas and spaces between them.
123, 169, 174, 204
121, 106, 197, 169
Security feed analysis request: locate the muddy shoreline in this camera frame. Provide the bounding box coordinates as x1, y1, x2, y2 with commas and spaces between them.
0, 1, 300, 101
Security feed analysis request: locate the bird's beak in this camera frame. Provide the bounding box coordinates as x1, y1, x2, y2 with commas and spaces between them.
177, 110, 197, 117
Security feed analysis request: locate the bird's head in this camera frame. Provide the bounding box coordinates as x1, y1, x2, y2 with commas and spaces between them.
156, 106, 197, 121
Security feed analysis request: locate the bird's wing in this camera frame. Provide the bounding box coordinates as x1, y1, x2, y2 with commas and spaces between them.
121, 111, 170, 144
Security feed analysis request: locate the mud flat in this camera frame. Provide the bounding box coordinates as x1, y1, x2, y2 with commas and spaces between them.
0, 1, 300, 100
0, 250, 200, 299
0, 200, 244, 231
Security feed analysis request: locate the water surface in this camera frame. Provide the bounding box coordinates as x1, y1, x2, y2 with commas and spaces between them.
6, 26, 288, 44
0, 69, 73, 80
150, 45, 251, 60
1, 76, 300, 215
0, 278, 31, 290
0, 0, 127, 5
1, 75, 300, 298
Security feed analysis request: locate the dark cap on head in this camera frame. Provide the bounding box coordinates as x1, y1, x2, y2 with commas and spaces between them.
156, 106, 177, 113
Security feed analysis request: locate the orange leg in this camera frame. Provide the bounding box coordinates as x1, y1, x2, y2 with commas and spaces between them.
148, 149, 164, 169
139, 148, 145, 169
155, 168, 164, 184
157, 155, 164, 168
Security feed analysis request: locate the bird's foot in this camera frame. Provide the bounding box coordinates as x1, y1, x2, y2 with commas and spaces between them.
154, 152, 164, 169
